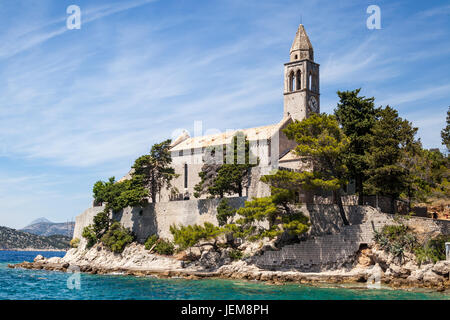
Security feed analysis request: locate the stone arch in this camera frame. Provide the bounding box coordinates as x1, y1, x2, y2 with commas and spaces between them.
289, 71, 295, 92
309, 72, 313, 91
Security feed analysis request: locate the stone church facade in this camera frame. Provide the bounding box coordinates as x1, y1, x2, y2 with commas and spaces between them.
160, 24, 320, 202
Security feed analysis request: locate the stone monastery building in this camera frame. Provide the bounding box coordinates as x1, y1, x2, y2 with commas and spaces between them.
161, 24, 320, 202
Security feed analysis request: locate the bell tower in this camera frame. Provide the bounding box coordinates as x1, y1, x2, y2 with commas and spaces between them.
283, 24, 320, 121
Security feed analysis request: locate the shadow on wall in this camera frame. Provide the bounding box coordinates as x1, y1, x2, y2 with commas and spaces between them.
112, 205, 158, 244
197, 197, 248, 216
303, 204, 367, 237
304, 204, 344, 236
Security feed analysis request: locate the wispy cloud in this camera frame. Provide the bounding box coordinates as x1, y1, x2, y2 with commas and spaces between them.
0, 0, 157, 60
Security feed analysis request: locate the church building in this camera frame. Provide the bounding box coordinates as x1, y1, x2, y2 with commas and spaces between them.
163, 25, 320, 202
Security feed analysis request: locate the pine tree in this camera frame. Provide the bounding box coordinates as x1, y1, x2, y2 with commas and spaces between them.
364, 106, 418, 212
132, 139, 178, 203
334, 89, 378, 204
441, 107, 450, 152
283, 113, 350, 225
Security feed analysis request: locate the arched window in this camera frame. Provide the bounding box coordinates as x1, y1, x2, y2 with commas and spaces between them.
296, 70, 301, 91
309, 73, 312, 91
289, 71, 295, 92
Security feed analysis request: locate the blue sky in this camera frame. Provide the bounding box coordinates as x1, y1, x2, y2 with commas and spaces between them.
0, 0, 449, 228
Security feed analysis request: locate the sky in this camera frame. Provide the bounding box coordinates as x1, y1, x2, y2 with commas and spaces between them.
0, 0, 449, 228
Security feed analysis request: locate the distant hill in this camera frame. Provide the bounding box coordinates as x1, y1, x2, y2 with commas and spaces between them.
0, 226, 70, 250
20, 218, 75, 237
29, 217, 52, 225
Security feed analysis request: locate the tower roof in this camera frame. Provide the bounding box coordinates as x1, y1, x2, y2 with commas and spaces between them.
290, 24, 314, 61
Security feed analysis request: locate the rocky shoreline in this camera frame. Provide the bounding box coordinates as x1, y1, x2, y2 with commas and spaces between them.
8, 243, 450, 293
1, 248, 67, 252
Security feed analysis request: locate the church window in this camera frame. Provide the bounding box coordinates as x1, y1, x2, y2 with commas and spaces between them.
295, 55, 298, 59
289, 71, 295, 92
296, 70, 301, 90
184, 163, 188, 189
309, 73, 312, 91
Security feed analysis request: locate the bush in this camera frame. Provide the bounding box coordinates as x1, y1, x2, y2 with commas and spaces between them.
415, 235, 450, 264
154, 239, 175, 255
101, 222, 135, 253
82, 226, 97, 249
144, 234, 159, 250
373, 224, 417, 258
228, 249, 243, 261
70, 238, 80, 249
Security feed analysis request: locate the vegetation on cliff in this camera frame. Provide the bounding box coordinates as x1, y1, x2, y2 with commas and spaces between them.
374, 223, 450, 265
84, 140, 178, 252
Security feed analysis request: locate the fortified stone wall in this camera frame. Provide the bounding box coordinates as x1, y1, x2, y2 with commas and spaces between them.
73, 197, 248, 248
255, 207, 450, 272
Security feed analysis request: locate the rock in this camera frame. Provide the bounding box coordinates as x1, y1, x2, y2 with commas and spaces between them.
356, 248, 373, 267
423, 269, 444, 284
431, 261, 450, 277
46, 257, 62, 264
34, 255, 45, 262
387, 265, 410, 278
199, 250, 221, 270
407, 269, 424, 282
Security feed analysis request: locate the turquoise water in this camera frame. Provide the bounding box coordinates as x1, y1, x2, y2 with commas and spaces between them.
0, 251, 448, 300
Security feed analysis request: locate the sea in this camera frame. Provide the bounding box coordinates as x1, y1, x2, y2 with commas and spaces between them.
0, 250, 448, 300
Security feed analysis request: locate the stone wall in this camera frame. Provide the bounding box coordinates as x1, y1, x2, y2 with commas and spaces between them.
73, 197, 247, 248
255, 207, 450, 272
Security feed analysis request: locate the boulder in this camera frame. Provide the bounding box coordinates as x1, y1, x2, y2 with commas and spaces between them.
33, 255, 45, 262
199, 250, 221, 269
431, 261, 450, 277
386, 265, 410, 278
422, 269, 444, 283
407, 269, 424, 282
46, 257, 62, 264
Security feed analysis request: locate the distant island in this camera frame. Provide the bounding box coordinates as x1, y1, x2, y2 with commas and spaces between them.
0, 225, 70, 251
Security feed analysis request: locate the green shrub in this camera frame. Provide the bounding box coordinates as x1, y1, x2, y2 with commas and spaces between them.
82, 226, 97, 249
144, 234, 159, 250
415, 235, 450, 264
228, 249, 243, 261
374, 224, 418, 258
153, 239, 175, 255
70, 238, 80, 248
170, 222, 223, 250
100, 222, 134, 253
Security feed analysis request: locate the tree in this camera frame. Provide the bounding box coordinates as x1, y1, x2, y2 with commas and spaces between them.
132, 139, 178, 203
216, 199, 237, 226
441, 106, 450, 151
194, 147, 222, 198
364, 106, 418, 213
283, 113, 350, 225
226, 192, 309, 241
194, 132, 256, 198
334, 89, 378, 204
170, 222, 223, 250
